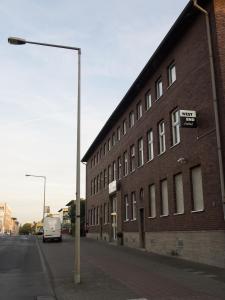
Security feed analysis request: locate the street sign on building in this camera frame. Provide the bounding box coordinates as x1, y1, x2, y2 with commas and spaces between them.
179, 110, 197, 128
109, 180, 117, 195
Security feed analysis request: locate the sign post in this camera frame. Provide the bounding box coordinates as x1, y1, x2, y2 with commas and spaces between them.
179, 110, 197, 128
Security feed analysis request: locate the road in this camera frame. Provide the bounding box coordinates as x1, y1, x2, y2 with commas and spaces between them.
0, 235, 55, 300
1, 234, 225, 300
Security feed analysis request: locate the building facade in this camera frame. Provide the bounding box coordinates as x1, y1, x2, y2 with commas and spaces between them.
82, 0, 225, 268
0, 203, 13, 234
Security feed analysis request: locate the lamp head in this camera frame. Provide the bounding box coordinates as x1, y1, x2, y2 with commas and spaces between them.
8, 37, 26, 45
25, 174, 30, 177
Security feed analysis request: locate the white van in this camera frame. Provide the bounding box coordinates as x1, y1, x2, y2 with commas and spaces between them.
43, 216, 62, 242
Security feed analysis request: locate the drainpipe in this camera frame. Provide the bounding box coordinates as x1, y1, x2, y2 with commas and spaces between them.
192, 0, 225, 219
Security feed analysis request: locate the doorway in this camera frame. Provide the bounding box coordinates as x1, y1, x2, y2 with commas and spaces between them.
139, 208, 145, 248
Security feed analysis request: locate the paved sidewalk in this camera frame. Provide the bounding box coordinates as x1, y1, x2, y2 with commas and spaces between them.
38, 235, 225, 300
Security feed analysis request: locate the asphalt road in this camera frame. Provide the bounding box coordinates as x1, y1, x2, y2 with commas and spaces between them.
0, 235, 55, 300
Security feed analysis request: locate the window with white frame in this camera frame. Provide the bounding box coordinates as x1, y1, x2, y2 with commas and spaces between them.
174, 173, 184, 214
160, 179, 169, 216
104, 169, 107, 188
112, 161, 116, 180
149, 184, 156, 218
191, 166, 204, 211
123, 120, 127, 135
117, 127, 121, 141
124, 151, 128, 176
97, 175, 99, 192
168, 63, 176, 86
97, 152, 99, 164
91, 180, 93, 195
147, 129, 154, 161
130, 144, 135, 172
100, 172, 103, 190
108, 138, 111, 151
145, 90, 152, 110
131, 192, 136, 220
171, 109, 180, 146
138, 138, 144, 167
108, 165, 112, 183
104, 203, 107, 224
103, 143, 106, 155
124, 195, 129, 221
156, 78, 163, 99
94, 177, 97, 194
118, 156, 122, 180
158, 121, 166, 154
137, 101, 143, 120
112, 132, 116, 146
129, 111, 135, 128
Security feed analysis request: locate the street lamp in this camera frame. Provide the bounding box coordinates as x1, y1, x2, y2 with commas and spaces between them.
9, 36, 81, 284
25, 174, 46, 221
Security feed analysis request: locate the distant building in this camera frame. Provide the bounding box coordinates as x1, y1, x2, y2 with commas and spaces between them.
0, 203, 12, 234
11, 218, 19, 235
58, 207, 71, 233
82, 0, 225, 268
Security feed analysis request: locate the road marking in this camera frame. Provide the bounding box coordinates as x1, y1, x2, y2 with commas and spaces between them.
36, 297, 56, 300
127, 298, 148, 300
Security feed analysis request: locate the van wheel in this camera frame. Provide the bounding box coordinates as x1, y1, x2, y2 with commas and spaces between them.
58, 237, 62, 242
43, 237, 46, 243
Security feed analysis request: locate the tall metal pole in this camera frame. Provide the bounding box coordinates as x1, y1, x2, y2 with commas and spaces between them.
43, 176, 46, 221
74, 49, 81, 284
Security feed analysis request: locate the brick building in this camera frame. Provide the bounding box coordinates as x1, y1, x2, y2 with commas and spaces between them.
82, 0, 225, 268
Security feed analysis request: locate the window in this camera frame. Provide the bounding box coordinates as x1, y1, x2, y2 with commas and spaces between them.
123, 120, 127, 135
168, 63, 176, 86
94, 155, 96, 166
99, 147, 102, 158
129, 111, 135, 128
160, 179, 169, 216
91, 180, 93, 195
97, 175, 99, 192
108, 165, 112, 184
103, 143, 106, 155
96, 206, 99, 225
94, 178, 97, 194
112, 161, 116, 180
171, 110, 180, 146
96, 152, 99, 164
124, 195, 129, 221
145, 90, 152, 110
124, 151, 128, 176
118, 156, 122, 180
158, 121, 166, 154
138, 138, 144, 167
108, 138, 111, 151
130, 145, 135, 172
131, 192, 136, 220
156, 78, 163, 99
149, 184, 156, 218
117, 127, 121, 141
104, 203, 108, 224
91, 159, 93, 168
112, 133, 116, 146
93, 208, 96, 225
100, 172, 103, 190
147, 129, 154, 161
174, 173, 184, 214
104, 169, 107, 188
137, 102, 143, 120
191, 166, 204, 211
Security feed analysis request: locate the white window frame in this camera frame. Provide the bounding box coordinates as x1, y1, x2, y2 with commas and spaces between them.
123, 120, 127, 135
112, 161, 116, 181
147, 129, 154, 161
118, 156, 122, 180
171, 110, 180, 146
149, 184, 156, 218
131, 192, 137, 220
168, 63, 176, 86
145, 90, 152, 110
124, 151, 128, 176
108, 165, 112, 183
130, 144, 135, 172
117, 127, 121, 141
137, 102, 143, 120
158, 121, 166, 154
156, 78, 163, 99
108, 138, 111, 152
138, 138, 144, 167
129, 111, 135, 128
112, 133, 116, 146
124, 195, 129, 221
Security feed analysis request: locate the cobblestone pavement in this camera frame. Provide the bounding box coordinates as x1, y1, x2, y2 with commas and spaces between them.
38, 235, 225, 300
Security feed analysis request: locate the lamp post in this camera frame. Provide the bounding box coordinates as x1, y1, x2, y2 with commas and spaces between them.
9, 37, 81, 284
25, 174, 46, 221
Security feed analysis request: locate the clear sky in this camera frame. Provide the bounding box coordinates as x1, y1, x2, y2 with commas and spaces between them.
0, 0, 189, 224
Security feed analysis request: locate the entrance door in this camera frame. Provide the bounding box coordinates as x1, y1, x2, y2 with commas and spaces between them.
111, 196, 117, 240
139, 208, 145, 248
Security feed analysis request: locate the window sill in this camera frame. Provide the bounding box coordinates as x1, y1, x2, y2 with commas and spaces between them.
173, 212, 184, 216
170, 142, 180, 149
158, 151, 166, 157
191, 209, 204, 213
146, 158, 154, 164
123, 220, 129, 223
130, 169, 135, 174
148, 216, 156, 219
137, 164, 144, 169
156, 95, 163, 101
131, 219, 137, 222
167, 80, 176, 90
160, 214, 169, 218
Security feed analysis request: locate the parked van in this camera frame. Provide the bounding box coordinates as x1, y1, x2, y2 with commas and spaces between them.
43, 216, 62, 242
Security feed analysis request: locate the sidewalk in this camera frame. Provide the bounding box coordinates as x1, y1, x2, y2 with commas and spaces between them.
38, 235, 225, 300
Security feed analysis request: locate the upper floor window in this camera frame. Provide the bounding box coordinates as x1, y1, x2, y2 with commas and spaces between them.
108, 165, 112, 184
171, 109, 180, 146
123, 120, 127, 135
91, 159, 93, 168
100, 172, 103, 190
130, 144, 135, 172
118, 156, 122, 180
99, 147, 102, 159
103, 169, 107, 188
147, 129, 154, 161
137, 102, 143, 120
112, 161, 116, 181
124, 195, 129, 221
103, 143, 106, 156
112, 132, 116, 146
156, 77, 163, 100
149, 184, 156, 218
108, 138, 111, 152
97, 175, 100, 192
91, 180, 93, 195
168, 63, 176, 86
124, 151, 128, 176
138, 138, 144, 167
158, 121, 166, 154
129, 111, 135, 128
145, 90, 152, 111
131, 192, 137, 220
117, 127, 121, 141
96, 152, 99, 164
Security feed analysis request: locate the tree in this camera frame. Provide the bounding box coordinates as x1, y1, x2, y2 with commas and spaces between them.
19, 223, 32, 235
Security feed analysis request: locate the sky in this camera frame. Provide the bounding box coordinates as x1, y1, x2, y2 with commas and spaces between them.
0, 0, 189, 224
